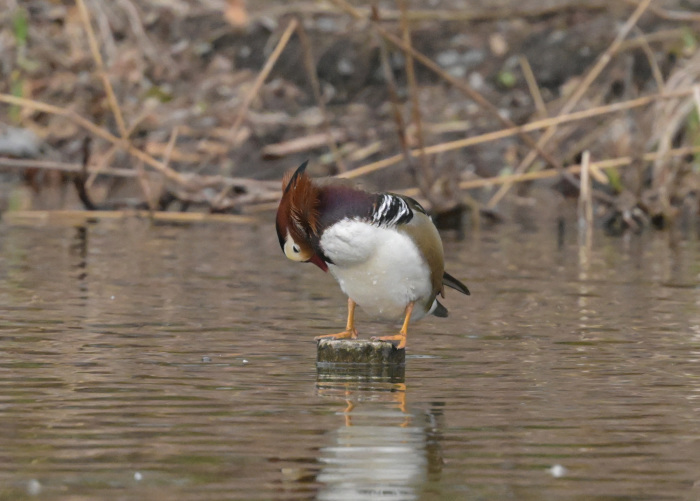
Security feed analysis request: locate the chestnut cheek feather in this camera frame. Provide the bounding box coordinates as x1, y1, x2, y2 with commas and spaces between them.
309, 254, 329, 272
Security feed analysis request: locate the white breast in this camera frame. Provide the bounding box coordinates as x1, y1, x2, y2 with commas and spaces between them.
320, 219, 435, 320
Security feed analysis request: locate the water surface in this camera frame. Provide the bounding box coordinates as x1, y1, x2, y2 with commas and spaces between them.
0, 216, 699, 500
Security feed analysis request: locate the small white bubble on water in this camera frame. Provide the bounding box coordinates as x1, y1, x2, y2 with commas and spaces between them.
549, 464, 567, 478
134, 471, 143, 481
27, 479, 41, 495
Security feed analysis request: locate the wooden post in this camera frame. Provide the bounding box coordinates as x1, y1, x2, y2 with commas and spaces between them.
316, 338, 405, 365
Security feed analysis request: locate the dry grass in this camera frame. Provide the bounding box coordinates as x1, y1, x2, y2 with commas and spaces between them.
1, 0, 699, 231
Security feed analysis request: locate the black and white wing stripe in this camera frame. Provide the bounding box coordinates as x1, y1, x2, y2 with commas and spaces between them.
371, 194, 415, 227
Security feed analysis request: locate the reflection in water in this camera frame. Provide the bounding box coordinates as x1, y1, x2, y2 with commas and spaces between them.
315, 365, 438, 501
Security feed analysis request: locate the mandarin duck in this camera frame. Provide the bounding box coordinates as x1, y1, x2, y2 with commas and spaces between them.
275, 161, 470, 350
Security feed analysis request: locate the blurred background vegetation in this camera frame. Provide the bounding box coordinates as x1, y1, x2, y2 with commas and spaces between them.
0, 0, 698, 235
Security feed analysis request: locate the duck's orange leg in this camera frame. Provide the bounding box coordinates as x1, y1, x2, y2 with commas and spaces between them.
372, 302, 414, 350
315, 298, 358, 341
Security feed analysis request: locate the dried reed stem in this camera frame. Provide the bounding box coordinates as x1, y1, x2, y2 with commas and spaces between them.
299, 2, 609, 23
327, 0, 563, 174
0, 94, 189, 184
621, 0, 700, 22
338, 88, 696, 179
458, 145, 700, 191
3, 210, 256, 225
212, 21, 299, 206
578, 151, 593, 265
296, 21, 346, 172
519, 56, 547, 119
486, 0, 654, 209
75, 0, 128, 140
0, 157, 137, 178
228, 18, 298, 145
399, 0, 432, 190
373, 5, 415, 187
86, 112, 149, 189
578, 150, 593, 230
633, 27, 665, 91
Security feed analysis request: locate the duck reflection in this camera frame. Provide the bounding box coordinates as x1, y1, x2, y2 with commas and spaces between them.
315, 364, 440, 501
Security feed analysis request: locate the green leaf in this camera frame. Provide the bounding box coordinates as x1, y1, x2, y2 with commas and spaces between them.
497, 70, 517, 89
681, 26, 698, 54
605, 168, 623, 193
13, 8, 28, 46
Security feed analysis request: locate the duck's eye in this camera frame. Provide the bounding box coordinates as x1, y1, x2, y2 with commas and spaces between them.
292, 244, 301, 253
